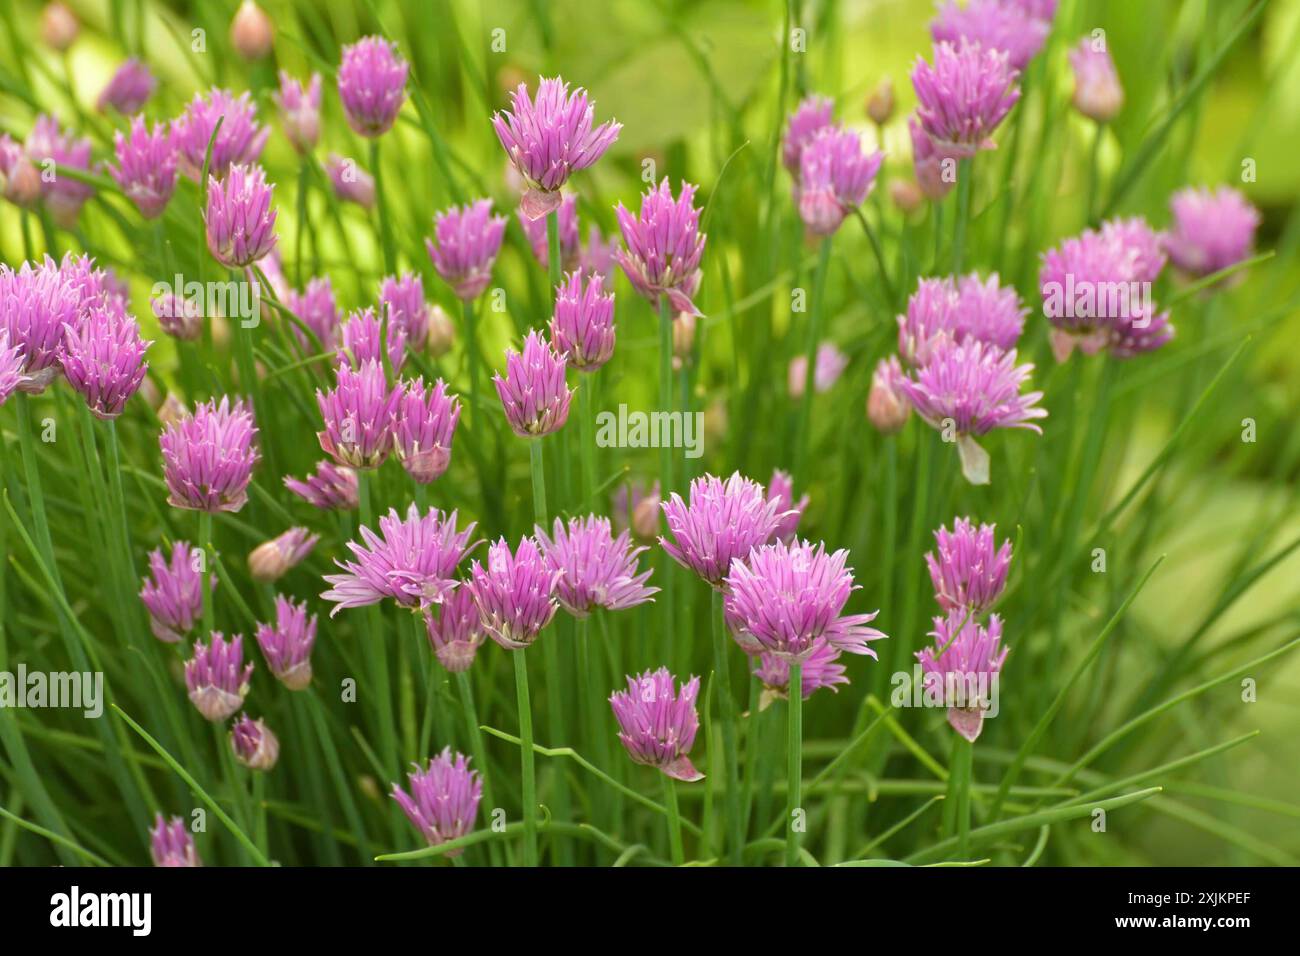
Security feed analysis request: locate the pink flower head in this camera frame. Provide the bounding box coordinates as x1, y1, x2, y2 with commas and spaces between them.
110, 117, 178, 220
867, 355, 912, 434
898, 273, 1026, 366
25, 115, 95, 226
139, 540, 211, 644
316, 359, 402, 469
391, 748, 482, 852
468, 536, 561, 649
788, 341, 849, 397
97, 58, 156, 114
932, 0, 1050, 71
172, 88, 269, 180
0, 258, 80, 393
337, 306, 407, 375
159, 396, 260, 512
230, 714, 279, 771
325, 153, 375, 208
150, 295, 200, 338
917, 610, 1009, 742
322, 503, 477, 615
766, 469, 809, 545
518, 191, 580, 269
150, 815, 200, 867
426, 199, 507, 300
908, 114, 955, 201
798, 126, 883, 237
549, 270, 616, 371
284, 459, 358, 511
782, 95, 835, 177
534, 515, 659, 617
1164, 186, 1261, 278
424, 587, 485, 673
273, 71, 321, 152
205, 163, 277, 269
911, 40, 1020, 159
185, 631, 253, 721
392, 376, 461, 484
492, 76, 621, 220
60, 298, 151, 420
615, 179, 707, 316
659, 471, 790, 589
926, 517, 1012, 612
379, 272, 430, 351
284, 276, 341, 351
609, 668, 704, 782
493, 329, 573, 437
899, 339, 1045, 484
248, 527, 318, 582
0, 331, 23, 406
338, 36, 408, 137
1069, 37, 1123, 123
754, 637, 850, 704
724, 538, 886, 661
579, 223, 619, 282
255, 594, 317, 690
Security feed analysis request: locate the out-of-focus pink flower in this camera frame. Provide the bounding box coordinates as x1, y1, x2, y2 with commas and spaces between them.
426, 199, 507, 300
1069, 37, 1123, 123
110, 117, 177, 220
338, 36, 408, 137
273, 71, 321, 152
172, 88, 269, 180
325, 154, 375, 209
97, 58, 156, 114
1164, 185, 1262, 279
788, 341, 849, 397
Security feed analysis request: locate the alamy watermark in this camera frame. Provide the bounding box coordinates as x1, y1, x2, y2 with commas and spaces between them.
0, 665, 103, 718
1042, 275, 1153, 327
889, 665, 1001, 719
151, 274, 261, 328
595, 404, 704, 459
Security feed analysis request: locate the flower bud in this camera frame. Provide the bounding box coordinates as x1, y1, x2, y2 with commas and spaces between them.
41, 2, 78, 52
231, 715, 280, 771
890, 178, 924, 215
866, 77, 894, 126
230, 1, 274, 61
867, 356, 910, 434
248, 528, 319, 582
426, 304, 455, 357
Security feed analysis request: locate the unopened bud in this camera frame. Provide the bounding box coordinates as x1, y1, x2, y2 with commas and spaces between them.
426, 304, 455, 357
248, 527, 319, 582
867, 356, 911, 434
231, 1, 274, 61
41, 2, 78, 52
890, 178, 924, 215
866, 78, 894, 126
231, 715, 280, 771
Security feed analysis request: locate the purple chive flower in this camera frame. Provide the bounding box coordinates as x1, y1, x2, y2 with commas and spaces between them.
391, 748, 483, 852
1069, 37, 1123, 123
230, 715, 280, 771
612, 478, 662, 541
867, 355, 912, 434
898, 273, 1027, 367
926, 517, 1012, 613
549, 270, 616, 371
316, 359, 402, 469
579, 224, 619, 282
379, 272, 430, 351
0, 331, 23, 406
25, 115, 95, 227
724, 539, 886, 661
932, 0, 1050, 71
284, 276, 341, 351
171, 88, 269, 180
139, 540, 211, 644
338, 36, 409, 137
609, 668, 704, 782
150, 815, 200, 867
767, 470, 809, 545
0, 258, 79, 393
392, 376, 461, 484
534, 515, 659, 617
1164, 186, 1262, 279
96, 58, 155, 114
152, 292, 203, 341
255, 594, 317, 690
798, 126, 884, 237
159, 396, 260, 512
908, 114, 956, 201
492, 76, 622, 220
60, 298, 151, 419
754, 637, 850, 706
615, 179, 708, 317
468, 536, 560, 649
248, 527, 319, 582
898, 339, 1046, 485
322, 504, 477, 615
272, 71, 322, 152
788, 341, 849, 397
284, 459, 358, 511
337, 306, 407, 375
782, 95, 835, 178
324, 153, 375, 209
659, 472, 790, 589
424, 587, 484, 673
1, 132, 42, 207
494, 330, 573, 438
205, 163, 277, 269
518, 191, 580, 269
917, 610, 1009, 742
185, 631, 253, 721
426, 199, 507, 300
912, 40, 1020, 159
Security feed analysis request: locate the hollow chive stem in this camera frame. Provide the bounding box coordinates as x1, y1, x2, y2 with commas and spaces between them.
785, 661, 803, 867
711, 589, 743, 864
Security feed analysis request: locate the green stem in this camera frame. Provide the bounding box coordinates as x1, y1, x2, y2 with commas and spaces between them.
462, 297, 479, 429
658, 296, 677, 665
1086, 122, 1104, 223
513, 649, 538, 866
453, 670, 504, 865
662, 773, 685, 866
356, 472, 398, 782
198, 510, 214, 637
785, 661, 803, 867
546, 208, 563, 297
951, 157, 973, 273
794, 235, 833, 485
710, 589, 743, 864
370, 139, 395, 274
577, 376, 597, 507
947, 734, 973, 859
529, 439, 547, 525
